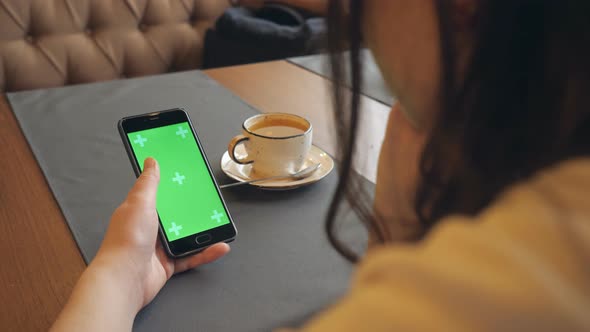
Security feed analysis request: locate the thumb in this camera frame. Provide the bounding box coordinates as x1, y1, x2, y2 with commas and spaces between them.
126, 157, 160, 207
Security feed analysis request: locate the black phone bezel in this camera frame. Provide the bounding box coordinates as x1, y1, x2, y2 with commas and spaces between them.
118, 108, 237, 258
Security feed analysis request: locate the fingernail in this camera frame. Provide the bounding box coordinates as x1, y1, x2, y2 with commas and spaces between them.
144, 157, 157, 170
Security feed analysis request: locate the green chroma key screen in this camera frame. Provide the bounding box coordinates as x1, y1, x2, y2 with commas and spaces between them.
127, 122, 229, 241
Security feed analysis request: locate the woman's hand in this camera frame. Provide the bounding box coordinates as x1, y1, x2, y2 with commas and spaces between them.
52, 158, 230, 331
95, 157, 231, 307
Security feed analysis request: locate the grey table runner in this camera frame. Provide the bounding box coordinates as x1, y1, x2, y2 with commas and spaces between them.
289, 50, 395, 106
7, 71, 368, 331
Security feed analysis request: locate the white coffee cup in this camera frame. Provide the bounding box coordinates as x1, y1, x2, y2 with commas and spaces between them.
228, 113, 313, 177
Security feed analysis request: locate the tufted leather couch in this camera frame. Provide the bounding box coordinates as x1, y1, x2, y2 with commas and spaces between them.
0, 0, 230, 92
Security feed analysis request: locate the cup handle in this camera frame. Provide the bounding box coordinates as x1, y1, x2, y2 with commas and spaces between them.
228, 135, 254, 165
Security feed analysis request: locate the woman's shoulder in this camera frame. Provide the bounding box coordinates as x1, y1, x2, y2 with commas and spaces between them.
300, 158, 590, 332
358, 157, 590, 298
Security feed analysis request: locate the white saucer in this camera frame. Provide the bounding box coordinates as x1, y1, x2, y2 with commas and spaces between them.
220, 145, 334, 190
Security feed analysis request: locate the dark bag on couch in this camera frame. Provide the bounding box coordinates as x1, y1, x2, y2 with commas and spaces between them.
202, 4, 326, 69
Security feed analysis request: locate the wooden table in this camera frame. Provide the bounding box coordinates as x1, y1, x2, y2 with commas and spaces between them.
0, 60, 390, 331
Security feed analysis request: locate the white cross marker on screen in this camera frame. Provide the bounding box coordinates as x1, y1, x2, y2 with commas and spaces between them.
134, 134, 148, 147
172, 172, 186, 185
211, 210, 224, 223
176, 126, 189, 138
168, 222, 183, 236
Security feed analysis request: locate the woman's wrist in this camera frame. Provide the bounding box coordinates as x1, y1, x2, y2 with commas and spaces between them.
87, 253, 145, 312
52, 257, 142, 331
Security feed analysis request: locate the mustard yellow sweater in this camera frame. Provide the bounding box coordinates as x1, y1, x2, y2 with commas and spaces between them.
299, 159, 590, 331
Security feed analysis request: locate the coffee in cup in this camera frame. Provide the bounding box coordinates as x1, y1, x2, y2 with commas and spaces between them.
228, 113, 312, 177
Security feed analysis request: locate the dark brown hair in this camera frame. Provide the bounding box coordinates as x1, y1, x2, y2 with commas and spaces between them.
326, 0, 590, 262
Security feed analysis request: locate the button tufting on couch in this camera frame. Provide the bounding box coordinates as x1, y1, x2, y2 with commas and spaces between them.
0, 0, 229, 92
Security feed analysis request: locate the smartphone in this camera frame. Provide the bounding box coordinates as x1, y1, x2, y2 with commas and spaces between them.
118, 108, 237, 258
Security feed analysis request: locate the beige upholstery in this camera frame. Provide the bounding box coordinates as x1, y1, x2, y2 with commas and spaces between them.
0, 0, 229, 92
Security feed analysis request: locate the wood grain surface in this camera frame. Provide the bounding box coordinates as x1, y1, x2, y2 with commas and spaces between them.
0, 95, 86, 331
